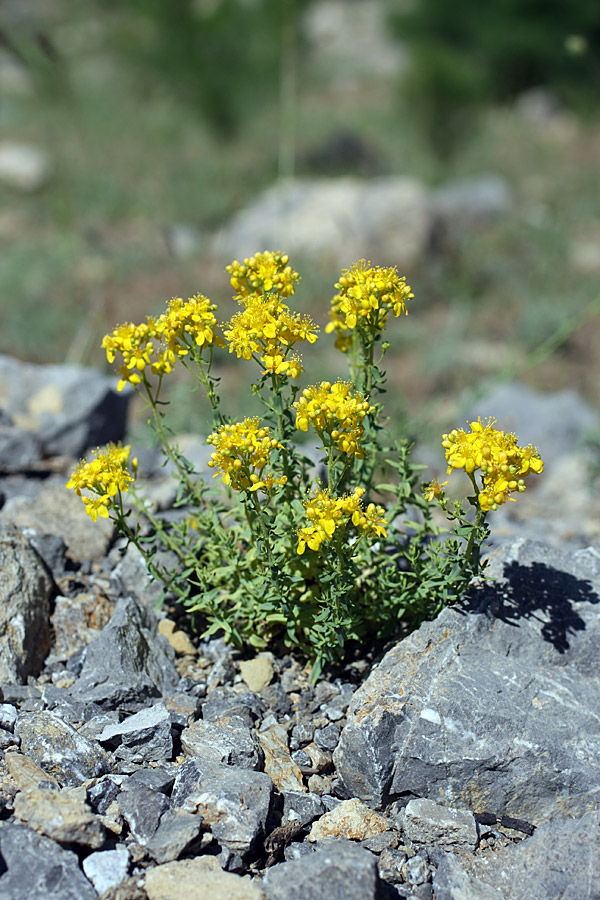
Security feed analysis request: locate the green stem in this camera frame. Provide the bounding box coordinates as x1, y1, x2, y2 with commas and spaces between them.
142, 379, 203, 507
464, 472, 487, 574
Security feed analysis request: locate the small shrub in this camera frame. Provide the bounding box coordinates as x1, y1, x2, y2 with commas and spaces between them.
67, 252, 543, 680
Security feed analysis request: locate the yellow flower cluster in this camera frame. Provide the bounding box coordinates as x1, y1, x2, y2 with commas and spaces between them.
294, 381, 374, 458
223, 291, 318, 379
442, 417, 544, 511
227, 251, 300, 299
102, 295, 221, 391
206, 418, 286, 492
326, 260, 413, 349
66, 443, 135, 522
157, 294, 222, 356
297, 487, 387, 554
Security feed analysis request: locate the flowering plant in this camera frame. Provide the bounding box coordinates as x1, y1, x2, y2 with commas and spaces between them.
67, 252, 543, 680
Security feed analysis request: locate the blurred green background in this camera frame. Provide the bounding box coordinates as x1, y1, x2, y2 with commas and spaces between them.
1, 0, 599, 438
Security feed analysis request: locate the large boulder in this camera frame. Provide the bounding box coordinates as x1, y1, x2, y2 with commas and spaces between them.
334, 540, 600, 824
212, 177, 430, 271
0, 354, 130, 457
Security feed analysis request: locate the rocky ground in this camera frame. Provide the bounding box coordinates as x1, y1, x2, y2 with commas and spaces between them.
0, 355, 599, 900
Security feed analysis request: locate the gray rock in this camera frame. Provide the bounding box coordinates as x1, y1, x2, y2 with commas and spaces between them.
127, 767, 175, 795
110, 543, 163, 609
403, 853, 431, 886
213, 177, 430, 272
16, 710, 113, 787
282, 791, 326, 827
335, 541, 600, 823
0, 142, 50, 192
263, 840, 385, 900
117, 782, 169, 845
314, 723, 340, 752
22, 531, 67, 580
433, 809, 600, 900
163, 691, 201, 728
402, 798, 479, 851
181, 715, 260, 769
69, 595, 178, 713
1, 484, 114, 565
13, 786, 105, 848
51, 592, 116, 660
82, 846, 130, 896
87, 777, 121, 815
0, 523, 53, 683
98, 703, 173, 764
202, 687, 265, 726
433, 175, 513, 229
171, 757, 275, 859
0, 727, 15, 750
0, 703, 17, 731
0, 353, 130, 457
145, 808, 204, 863
0, 821, 97, 899
0, 423, 41, 469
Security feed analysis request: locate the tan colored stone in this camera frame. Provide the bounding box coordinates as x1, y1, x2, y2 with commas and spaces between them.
239, 654, 274, 693
5, 751, 58, 791
14, 786, 105, 848
158, 619, 197, 656
308, 798, 389, 842
144, 858, 266, 900
257, 725, 305, 793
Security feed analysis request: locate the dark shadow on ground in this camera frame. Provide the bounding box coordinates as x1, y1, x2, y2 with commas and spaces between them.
461, 561, 599, 654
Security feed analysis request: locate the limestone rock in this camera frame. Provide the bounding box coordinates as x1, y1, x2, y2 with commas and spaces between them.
433, 809, 600, 900
158, 618, 197, 656
308, 798, 388, 842
181, 715, 261, 769
82, 846, 130, 896
144, 858, 266, 900
0, 353, 130, 457
1, 485, 113, 564
240, 654, 274, 693
171, 757, 275, 859
145, 808, 204, 864
263, 840, 384, 900
69, 594, 178, 713
13, 786, 105, 848
0, 821, 97, 899
51, 591, 115, 658
0, 523, 53, 683
402, 798, 479, 851
213, 177, 430, 271
97, 702, 173, 764
258, 724, 305, 793
335, 541, 600, 823
16, 710, 113, 787
117, 782, 169, 845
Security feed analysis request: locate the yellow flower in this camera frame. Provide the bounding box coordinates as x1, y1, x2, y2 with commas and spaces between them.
442, 418, 544, 511
293, 381, 374, 458
326, 260, 413, 349
424, 477, 449, 501
227, 251, 300, 299
206, 418, 283, 491
156, 294, 223, 357
66, 443, 135, 521
297, 487, 387, 554
223, 290, 318, 379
